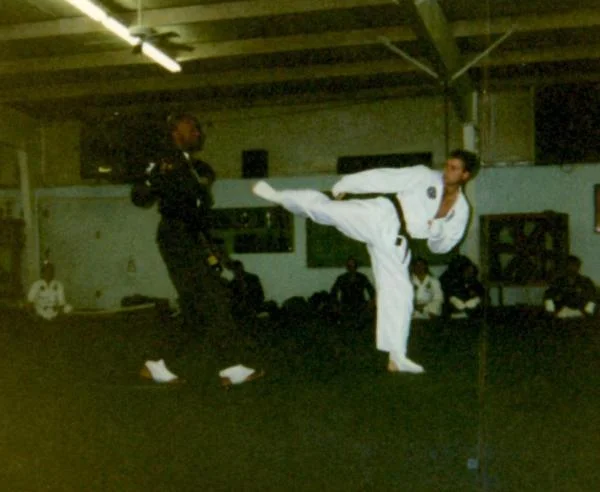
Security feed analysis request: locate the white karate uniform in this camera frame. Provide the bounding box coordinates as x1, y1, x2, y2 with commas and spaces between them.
275, 165, 470, 368
412, 274, 444, 318
27, 279, 70, 320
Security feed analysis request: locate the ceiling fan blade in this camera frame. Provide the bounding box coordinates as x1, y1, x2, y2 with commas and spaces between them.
155, 31, 180, 40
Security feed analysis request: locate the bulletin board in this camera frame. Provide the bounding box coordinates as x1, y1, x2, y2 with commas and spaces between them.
306, 220, 370, 268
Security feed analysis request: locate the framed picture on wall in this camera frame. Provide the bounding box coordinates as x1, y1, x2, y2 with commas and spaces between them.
595, 185, 600, 233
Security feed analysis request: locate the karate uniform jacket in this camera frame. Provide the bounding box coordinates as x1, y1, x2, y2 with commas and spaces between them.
331, 165, 470, 254
411, 274, 444, 317
27, 279, 68, 320
131, 148, 216, 236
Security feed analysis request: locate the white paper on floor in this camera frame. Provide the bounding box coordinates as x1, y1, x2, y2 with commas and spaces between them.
219, 364, 256, 384
144, 359, 179, 383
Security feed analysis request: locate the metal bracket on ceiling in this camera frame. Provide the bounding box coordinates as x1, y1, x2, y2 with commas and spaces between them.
378, 36, 439, 79
450, 26, 517, 82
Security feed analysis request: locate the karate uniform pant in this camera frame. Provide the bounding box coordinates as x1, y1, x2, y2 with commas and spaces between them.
279, 190, 414, 363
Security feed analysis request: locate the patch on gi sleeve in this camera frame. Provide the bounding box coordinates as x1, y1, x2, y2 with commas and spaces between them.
427, 186, 437, 199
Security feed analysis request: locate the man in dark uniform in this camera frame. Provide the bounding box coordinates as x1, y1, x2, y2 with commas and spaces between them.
544, 255, 597, 318
330, 256, 375, 325
131, 112, 262, 386
227, 260, 266, 320
440, 255, 485, 319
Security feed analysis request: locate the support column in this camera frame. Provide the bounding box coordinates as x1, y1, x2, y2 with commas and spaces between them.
17, 149, 39, 292
462, 91, 479, 152
460, 91, 481, 269
407, 0, 475, 123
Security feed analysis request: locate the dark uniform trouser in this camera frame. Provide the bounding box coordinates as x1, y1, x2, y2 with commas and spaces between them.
157, 218, 244, 367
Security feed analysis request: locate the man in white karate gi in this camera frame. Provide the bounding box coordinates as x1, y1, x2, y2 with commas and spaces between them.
253, 149, 480, 374
410, 257, 444, 319
27, 262, 73, 320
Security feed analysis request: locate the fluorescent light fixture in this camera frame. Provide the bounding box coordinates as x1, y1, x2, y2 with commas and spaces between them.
64, 0, 181, 72
65, 0, 105, 21
141, 43, 182, 73
102, 17, 139, 46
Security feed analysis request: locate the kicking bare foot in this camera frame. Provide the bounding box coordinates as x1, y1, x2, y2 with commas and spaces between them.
388, 357, 425, 374
252, 180, 281, 203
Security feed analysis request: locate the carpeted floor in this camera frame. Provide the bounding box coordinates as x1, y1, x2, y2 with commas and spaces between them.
0, 307, 598, 491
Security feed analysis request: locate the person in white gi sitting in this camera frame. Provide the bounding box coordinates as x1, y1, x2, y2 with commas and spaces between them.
410, 257, 443, 319
26, 262, 73, 320
252, 149, 480, 374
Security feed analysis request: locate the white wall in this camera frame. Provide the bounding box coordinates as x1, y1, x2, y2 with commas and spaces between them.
467, 163, 600, 305
35, 176, 356, 310
41, 96, 460, 185
215, 175, 352, 305
36, 186, 170, 309
201, 97, 455, 177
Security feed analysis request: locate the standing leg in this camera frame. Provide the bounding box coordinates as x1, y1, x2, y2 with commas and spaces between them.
157, 219, 206, 337
368, 243, 424, 373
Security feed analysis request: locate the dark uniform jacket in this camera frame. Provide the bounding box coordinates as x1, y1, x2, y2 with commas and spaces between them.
330, 272, 375, 310
131, 147, 216, 235
229, 272, 265, 316
544, 274, 597, 310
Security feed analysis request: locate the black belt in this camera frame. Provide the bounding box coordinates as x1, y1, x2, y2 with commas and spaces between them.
386, 195, 411, 262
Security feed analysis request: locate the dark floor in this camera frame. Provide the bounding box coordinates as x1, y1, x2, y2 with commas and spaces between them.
0, 307, 598, 491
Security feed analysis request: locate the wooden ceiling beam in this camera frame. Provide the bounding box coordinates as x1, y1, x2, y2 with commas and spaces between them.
453, 8, 600, 37
2, 8, 599, 76
0, 26, 417, 74
0, 0, 391, 41
1, 3, 599, 43
0, 58, 422, 103
2, 42, 599, 104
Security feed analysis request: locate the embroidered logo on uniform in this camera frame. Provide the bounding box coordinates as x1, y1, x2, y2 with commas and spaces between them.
427, 186, 436, 199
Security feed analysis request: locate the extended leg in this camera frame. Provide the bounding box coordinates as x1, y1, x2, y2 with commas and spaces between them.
253, 181, 397, 245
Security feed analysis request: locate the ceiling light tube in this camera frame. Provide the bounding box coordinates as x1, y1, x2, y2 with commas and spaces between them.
65, 0, 106, 21
142, 42, 182, 72
64, 0, 181, 72
102, 17, 139, 46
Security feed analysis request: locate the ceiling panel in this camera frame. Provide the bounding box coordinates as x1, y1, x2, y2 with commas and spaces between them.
0, 0, 598, 119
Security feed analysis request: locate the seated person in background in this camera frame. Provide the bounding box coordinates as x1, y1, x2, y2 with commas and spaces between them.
440, 255, 485, 319
544, 255, 597, 318
330, 256, 376, 323
410, 257, 443, 319
26, 262, 73, 320
308, 290, 337, 323
227, 260, 266, 319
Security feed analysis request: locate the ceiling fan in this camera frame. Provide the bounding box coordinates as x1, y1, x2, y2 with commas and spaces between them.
129, 0, 194, 55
